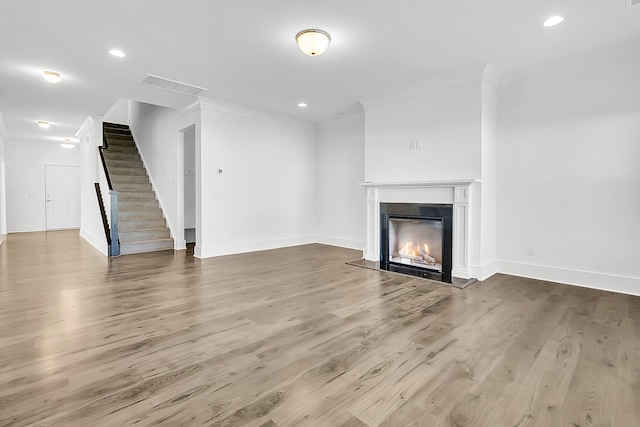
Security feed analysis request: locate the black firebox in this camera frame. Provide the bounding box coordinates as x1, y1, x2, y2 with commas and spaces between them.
380, 203, 453, 283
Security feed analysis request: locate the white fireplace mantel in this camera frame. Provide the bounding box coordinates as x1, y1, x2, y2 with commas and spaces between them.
359, 179, 481, 280
359, 179, 480, 188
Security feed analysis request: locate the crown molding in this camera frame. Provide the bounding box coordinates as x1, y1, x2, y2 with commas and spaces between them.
482, 62, 503, 90
75, 115, 102, 139
317, 110, 365, 128
183, 97, 316, 131
359, 63, 504, 110
359, 67, 484, 110
179, 98, 201, 118
505, 36, 640, 83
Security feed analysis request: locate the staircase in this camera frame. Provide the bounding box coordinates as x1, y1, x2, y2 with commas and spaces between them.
102, 123, 174, 255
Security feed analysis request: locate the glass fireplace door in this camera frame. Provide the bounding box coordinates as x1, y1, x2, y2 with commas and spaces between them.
387, 217, 443, 272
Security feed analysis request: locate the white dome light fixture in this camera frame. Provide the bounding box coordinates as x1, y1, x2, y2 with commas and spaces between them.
37, 121, 50, 129
296, 29, 330, 56
61, 138, 75, 149
43, 70, 62, 83
543, 16, 564, 27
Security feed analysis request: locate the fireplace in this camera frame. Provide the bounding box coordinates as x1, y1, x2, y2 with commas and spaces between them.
380, 203, 453, 283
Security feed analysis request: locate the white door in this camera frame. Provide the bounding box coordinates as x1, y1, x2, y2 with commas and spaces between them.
45, 165, 80, 230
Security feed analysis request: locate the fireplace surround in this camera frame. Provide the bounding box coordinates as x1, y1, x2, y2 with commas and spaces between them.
360, 180, 479, 282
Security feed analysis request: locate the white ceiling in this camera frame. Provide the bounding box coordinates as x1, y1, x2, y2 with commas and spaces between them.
1, 0, 639, 146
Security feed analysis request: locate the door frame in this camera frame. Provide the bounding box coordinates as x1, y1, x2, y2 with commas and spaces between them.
176, 124, 197, 252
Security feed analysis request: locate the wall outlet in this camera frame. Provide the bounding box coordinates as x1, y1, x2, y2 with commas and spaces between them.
527, 246, 535, 256
217, 168, 223, 175
409, 141, 416, 150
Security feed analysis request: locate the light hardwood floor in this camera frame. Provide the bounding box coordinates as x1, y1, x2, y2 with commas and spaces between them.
0, 231, 638, 426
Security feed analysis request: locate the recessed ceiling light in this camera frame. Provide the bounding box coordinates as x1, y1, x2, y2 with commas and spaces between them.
543, 16, 564, 27
42, 70, 62, 83
61, 138, 75, 149
37, 121, 50, 129
298, 102, 308, 108
109, 49, 126, 58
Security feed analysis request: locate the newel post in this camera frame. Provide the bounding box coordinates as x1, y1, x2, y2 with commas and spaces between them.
109, 190, 120, 256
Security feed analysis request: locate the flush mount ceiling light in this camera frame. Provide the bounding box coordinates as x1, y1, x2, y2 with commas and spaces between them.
109, 49, 126, 58
61, 138, 75, 149
298, 102, 308, 108
43, 70, 62, 83
296, 29, 330, 56
543, 16, 564, 27
37, 121, 50, 128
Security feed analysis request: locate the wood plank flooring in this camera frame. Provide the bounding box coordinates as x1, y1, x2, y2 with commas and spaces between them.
0, 230, 638, 426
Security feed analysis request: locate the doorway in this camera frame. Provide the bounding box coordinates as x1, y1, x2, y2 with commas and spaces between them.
183, 126, 196, 245
45, 165, 80, 230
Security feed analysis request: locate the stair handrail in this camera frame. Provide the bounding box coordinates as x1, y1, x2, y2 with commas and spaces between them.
94, 183, 111, 246
99, 124, 113, 191
99, 122, 120, 256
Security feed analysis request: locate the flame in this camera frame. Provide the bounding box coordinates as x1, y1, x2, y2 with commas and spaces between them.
423, 243, 430, 255
399, 242, 419, 257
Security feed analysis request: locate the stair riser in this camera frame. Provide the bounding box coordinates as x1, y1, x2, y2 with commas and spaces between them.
106, 159, 144, 169
106, 145, 138, 153
103, 122, 129, 129
107, 160, 144, 174
119, 200, 160, 210
118, 209, 164, 220
106, 139, 135, 147
104, 134, 133, 142
108, 167, 147, 176
117, 192, 156, 200
104, 152, 141, 161
113, 184, 152, 192
104, 128, 132, 135
111, 175, 150, 184
119, 229, 171, 242
119, 221, 167, 232
120, 239, 174, 255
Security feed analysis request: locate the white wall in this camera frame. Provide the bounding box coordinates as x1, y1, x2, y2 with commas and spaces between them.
0, 113, 7, 241
197, 99, 317, 258
364, 80, 482, 182
497, 47, 640, 295
478, 81, 498, 278
129, 101, 191, 248
77, 116, 109, 255
103, 98, 131, 125
5, 140, 81, 232
316, 113, 365, 250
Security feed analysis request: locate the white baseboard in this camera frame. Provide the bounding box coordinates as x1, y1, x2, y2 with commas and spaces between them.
7, 225, 44, 233
0, 234, 4, 246
471, 260, 498, 281
196, 235, 316, 259
79, 230, 108, 256
174, 239, 187, 250
497, 260, 640, 297
315, 235, 364, 251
